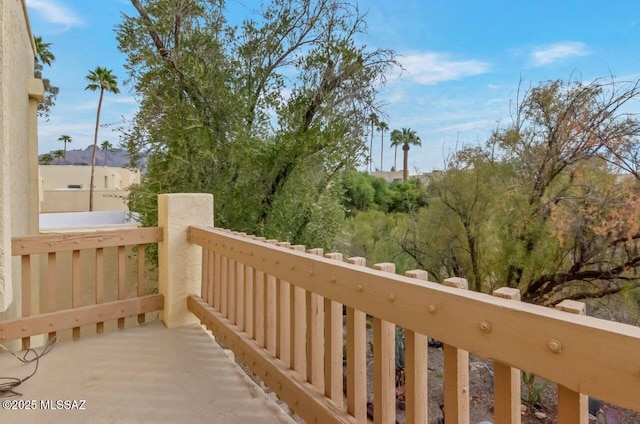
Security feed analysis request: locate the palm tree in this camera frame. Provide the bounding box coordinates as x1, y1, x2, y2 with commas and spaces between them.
390, 129, 402, 172
58, 135, 72, 165
53, 149, 64, 165
34, 36, 55, 66
377, 121, 389, 171
40, 153, 53, 165
399, 128, 421, 182
101, 141, 113, 166
85, 67, 119, 211
368, 113, 378, 172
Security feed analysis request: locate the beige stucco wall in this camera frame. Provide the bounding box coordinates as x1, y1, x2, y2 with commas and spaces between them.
39, 165, 141, 190
38, 165, 140, 212
0, 0, 41, 317
41, 189, 131, 212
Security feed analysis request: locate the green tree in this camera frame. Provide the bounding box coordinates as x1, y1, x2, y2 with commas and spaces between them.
118, 0, 397, 248
34, 36, 55, 65
390, 128, 402, 172
401, 78, 640, 304
491, 78, 640, 303
399, 128, 421, 181
58, 134, 72, 165
377, 120, 389, 171
39, 153, 53, 165
101, 140, 113, 166
53, 149, 64, 165
34, 36, 59, 120
85, 67, 119, 211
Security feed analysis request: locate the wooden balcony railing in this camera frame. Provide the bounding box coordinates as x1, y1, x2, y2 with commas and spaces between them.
187, 225, 640, 424
1, 228, 164, 348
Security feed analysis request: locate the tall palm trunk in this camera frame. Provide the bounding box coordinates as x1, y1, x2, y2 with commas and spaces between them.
380, 130, 384, 171
90, 88, 104, 211
394, 146, 398, 172
369, 122, 374, 172
403, 144, 409, 182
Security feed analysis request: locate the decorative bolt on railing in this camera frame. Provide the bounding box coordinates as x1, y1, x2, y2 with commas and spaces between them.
479, 320, 491, 333
547, 338, 562, 353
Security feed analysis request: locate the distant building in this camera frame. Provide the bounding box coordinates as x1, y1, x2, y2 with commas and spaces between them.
39, 165, 141, 213
371, 170, 444, 184
371, 170, 404, 182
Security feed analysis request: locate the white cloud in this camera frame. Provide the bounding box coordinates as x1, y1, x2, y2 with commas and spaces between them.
530, 41, 589, 67
431, 118, 495, 134
398, 52, 490, 85
26, 0, 83, 27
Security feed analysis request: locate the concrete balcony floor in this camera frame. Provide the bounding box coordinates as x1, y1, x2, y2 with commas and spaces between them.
0, 321, 295, 424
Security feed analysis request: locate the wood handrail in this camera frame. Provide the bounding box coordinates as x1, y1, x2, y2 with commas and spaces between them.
12, 227, 163, 255
188, 225, 640, 412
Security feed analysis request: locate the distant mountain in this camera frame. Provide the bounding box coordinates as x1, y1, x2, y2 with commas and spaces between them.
39, 146, 147, 172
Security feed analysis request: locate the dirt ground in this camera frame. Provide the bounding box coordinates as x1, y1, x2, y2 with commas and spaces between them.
380, 345, 639, 424
227, 334, 639, 424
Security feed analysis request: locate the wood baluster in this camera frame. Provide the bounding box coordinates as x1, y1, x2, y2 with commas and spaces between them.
138, 244, 146, 324
346, 257, 367, 422
95, 248, 104, 333
306, 248, 325, 392
556, 300, 589, 424
21, 255, 31, 350
265, 239, 278, 355
220, 255, 228, 317
492, 287, 522, 424
200, 247, 208, 301
276, 241, 291, 367
228, 255, 236, 324
372, 262, 396, 424
47, 251, 57, 341
72, 249, 81, 339
290, 245, 307, 377
117, 246, 126, 329
405, 269, 430, 423
442, 277, 470, 424
324, 252, 344, 408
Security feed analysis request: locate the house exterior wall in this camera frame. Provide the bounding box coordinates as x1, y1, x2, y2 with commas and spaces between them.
38, 165, 140, 213
38, 165, 140, 212
39, 165, 141, 190
41, 189, 132, 212
0, 0, 41, 316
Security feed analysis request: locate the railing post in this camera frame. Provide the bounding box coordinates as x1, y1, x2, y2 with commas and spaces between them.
158, 193, 213, 328
555, 300, 588, 424
405, 269, 429, 424
442, 277, 470, 424
492, 287, 522, 424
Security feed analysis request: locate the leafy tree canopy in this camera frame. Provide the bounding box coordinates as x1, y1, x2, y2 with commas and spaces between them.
118, 0, 398, 249
401, 78, 640, 305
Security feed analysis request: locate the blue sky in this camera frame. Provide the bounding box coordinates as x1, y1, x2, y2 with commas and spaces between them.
27, 0, 640, 173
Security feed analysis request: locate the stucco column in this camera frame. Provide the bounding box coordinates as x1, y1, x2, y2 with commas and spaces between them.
158, 193, 213, 328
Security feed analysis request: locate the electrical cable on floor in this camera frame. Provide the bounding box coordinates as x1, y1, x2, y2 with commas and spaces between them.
0, 336, 59, 398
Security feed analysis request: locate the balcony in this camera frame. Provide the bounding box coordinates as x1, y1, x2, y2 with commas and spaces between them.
1, 194, 639, 423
